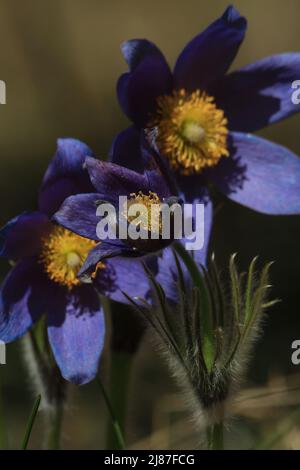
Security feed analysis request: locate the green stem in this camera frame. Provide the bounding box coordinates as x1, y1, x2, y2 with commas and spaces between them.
101, 297, 139, 450
45, 400, 64, 450
23, 326, 66, 450
107, 352, 132, 449
210, 421, 224, 450
21, 395, 41, 450
97, 377, 125, 450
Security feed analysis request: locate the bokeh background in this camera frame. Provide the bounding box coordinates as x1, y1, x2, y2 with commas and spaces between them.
0, 0, 300, 449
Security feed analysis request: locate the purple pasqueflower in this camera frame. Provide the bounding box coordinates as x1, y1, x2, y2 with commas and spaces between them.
53, 152, 187, 280
0, 139, 150, 385
114, 5, 300, 214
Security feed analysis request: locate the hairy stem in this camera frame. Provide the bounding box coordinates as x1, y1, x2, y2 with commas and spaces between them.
210, 421, 224, 450
22, 325, 66, 450
45, 397, 64, 450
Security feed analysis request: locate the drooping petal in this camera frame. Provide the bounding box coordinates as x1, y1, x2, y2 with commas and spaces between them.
174, 6, 247, 91
214, 53, 300, 132
96, 256, 151, 304
85, 157, 153, 197
47, 285, 105, 385
0, 258, 49, 342
39, 138, 95, 216
117, 39, 173, 126
211, 132, 300, 214
78, 241, 136, 281
0, 212, 51, 260
53, 193, 103, 241
110, 127, 174, 198
141, 135, 176, 199
112, 129, 176, 198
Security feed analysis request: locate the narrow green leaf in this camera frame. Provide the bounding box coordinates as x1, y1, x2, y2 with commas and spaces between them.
242, 262, 273, 342
173, 242, 215, 373
172, 249, 199, 353
97, 377, 126, 450
142, 263, 181, 344
261, 299, 281, 308
229, 254, 242, 328
21, 395, 41, 450
123, 290, 189, 375
192, 287, 206, 370
208, 254, 225, 328
244, 256, 258, 325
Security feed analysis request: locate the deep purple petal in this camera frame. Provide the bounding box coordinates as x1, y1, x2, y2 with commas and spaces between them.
39, 138, 95, 217
96, 256, 151, 304
174, 6, 247, 91
117, 39, 172, 126
109, 126, 144, 172
47, 286, 105, 385
0, 258, 49, 342
214, 53, 300, 132
85, 157, 154, 197
211, 132, 300, 214
53, 193, 102, 241
78, 242, 135, 281
0, 212, 51, 260
109, 127, 173, 196
176, 172, 211, 204
141, 136, 175, 199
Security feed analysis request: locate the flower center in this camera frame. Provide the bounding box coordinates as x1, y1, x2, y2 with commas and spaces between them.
124, 191, 162, 234
40, 227, 100, 289
150, 88, 229, 174
181, 120, 206, 144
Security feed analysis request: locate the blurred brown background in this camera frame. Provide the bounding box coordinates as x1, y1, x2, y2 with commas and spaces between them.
0, 0, 300, 449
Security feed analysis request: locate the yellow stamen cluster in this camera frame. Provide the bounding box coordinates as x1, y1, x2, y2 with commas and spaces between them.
125, 191, 162, 234
151, 88, 229, 174
40, 227, 100, 289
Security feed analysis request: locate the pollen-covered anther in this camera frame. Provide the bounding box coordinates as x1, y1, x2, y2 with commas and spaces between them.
40, 227, 99, 289
151, 88, 229, 174
125, 191, 162, 234
91, 261, 106, 280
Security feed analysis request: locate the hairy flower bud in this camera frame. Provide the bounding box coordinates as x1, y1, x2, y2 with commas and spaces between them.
126, 247, 279, 441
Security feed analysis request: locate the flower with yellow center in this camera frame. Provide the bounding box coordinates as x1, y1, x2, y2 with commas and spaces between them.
40, 227, 101, 289
151, 89, 229, 175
